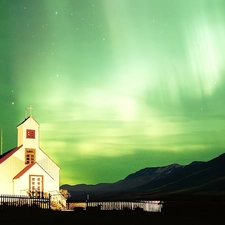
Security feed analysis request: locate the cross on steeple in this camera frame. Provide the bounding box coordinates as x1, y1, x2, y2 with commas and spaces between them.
28, 104, 34, 117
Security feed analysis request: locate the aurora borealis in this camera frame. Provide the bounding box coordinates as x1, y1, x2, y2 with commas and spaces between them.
1, 0, 225, 185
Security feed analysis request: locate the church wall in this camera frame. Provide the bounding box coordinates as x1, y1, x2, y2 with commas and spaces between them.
37, 157, 60, 191
23, 138, 39, 149
13, 146, 26, 162
13, 165, 54, 195
13, 178, 26, 195
17, 125, 23, 147
0, 155, 24, 195
36, 148, 50, 161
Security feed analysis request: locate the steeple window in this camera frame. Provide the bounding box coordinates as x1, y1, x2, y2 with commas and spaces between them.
26, 129, 35, 139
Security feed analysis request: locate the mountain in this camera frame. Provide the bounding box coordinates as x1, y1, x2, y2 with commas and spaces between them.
61, 153, 225, 201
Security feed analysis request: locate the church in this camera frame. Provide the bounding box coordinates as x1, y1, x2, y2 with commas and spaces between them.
0, 106, 65, 207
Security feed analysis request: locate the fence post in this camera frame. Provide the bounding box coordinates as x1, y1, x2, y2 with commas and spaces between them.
48, 194, 51, 210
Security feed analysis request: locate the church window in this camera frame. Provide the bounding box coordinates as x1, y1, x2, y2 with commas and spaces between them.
26, 129, 35, 138
25, 148, 36, 164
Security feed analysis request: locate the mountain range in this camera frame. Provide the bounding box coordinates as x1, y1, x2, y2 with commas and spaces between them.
61, 152, 225, 202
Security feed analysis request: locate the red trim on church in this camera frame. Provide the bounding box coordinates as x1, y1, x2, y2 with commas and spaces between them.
0, 145, 23, 164
13, 163, 36, 179
13, 162, 54, 180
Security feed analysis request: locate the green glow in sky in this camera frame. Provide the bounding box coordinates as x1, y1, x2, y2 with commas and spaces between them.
1, 0, 225, 185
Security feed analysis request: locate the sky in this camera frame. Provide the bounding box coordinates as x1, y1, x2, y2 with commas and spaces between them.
1, 0, 225, 186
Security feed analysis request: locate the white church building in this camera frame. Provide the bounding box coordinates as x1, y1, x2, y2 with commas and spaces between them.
0, 107, 65, 208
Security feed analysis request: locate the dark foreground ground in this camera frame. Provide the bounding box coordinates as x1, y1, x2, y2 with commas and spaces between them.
1, 200, 225, 225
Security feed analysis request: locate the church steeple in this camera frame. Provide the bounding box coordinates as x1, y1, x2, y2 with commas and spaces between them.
17, 106, 39, 148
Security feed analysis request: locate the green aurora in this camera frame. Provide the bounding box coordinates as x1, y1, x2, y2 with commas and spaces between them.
1, 0, 225, 185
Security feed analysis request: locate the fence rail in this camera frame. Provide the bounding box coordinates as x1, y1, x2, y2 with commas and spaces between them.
0, 194, 51, 209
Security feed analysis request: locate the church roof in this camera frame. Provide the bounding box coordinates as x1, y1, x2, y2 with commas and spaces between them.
13, 162, 54, 180
17, 116, 39, 127
13, 163, 36, 179
0, 145, 23, 164
0, 145, 60, 168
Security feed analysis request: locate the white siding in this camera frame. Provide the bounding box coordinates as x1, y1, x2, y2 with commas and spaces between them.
13, 164, 54, 195
0, 155, 24, 194
17, 126, 23, 147
37, 157, 60, 191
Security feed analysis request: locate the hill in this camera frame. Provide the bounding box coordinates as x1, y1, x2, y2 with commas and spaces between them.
61, 152, 225, 201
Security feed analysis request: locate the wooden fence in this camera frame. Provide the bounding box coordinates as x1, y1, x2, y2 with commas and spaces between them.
0, 194, 51, 209
70, 200, 163, 212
